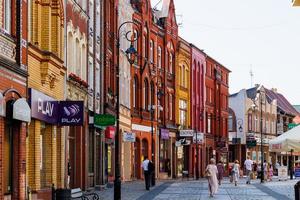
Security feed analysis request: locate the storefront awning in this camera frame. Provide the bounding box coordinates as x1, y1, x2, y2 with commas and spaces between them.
269, 125, 300, 152
13, 98, 31, 123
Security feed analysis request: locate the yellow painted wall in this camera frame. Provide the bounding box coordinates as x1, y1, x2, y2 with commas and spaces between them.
176, 41, 191, 128
27, 2, 65, 194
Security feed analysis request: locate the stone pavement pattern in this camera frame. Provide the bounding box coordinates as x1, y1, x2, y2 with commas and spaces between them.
94, 178, 297, 200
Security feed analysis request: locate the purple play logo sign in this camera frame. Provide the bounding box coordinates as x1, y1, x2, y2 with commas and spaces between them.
59, 101, 84, 126
29, 89, 84, 126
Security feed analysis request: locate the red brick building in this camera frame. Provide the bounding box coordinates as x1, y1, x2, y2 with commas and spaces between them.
103, 0, 118, 183
189, 44, 206, 177
0, 1, 30, 199
130, 0, 178, 179
205, 56, 230, 169
65, 0, 89, 190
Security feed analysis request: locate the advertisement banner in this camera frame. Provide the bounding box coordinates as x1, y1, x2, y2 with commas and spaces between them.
161, 129, 169, 140
58, 101, 84, 126
29, 88, 59, 124
278, 166, 288, 181
295, 168, 300, 178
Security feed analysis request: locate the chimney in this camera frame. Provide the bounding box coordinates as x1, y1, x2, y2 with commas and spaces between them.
255, 84, 260, 88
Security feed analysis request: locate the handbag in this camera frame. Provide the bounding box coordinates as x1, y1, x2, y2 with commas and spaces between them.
205, 169, 212, 177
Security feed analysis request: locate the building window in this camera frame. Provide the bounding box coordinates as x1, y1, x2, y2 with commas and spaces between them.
81, 44, 87, 80
4, 0, 11, 34
143, 35, 146, 58
248, 114, 252, 132
150, 40, 154, 63
180, 65, 185, 87
169, 53, 173, 74
75, 39, 81, 77
228, 115, 233, 131
150, 81, 155, 107
207, 117, 211, 133
143, 79, 149, 110
179, 100, 187, 126
254, 115, 258, 132
169, 94, 173, 120
134, 30, 138, 64
133, 76, 138, 108
157, 46, 162, 68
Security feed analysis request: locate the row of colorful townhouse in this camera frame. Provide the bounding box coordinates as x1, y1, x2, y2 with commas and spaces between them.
0, 0, 230, 199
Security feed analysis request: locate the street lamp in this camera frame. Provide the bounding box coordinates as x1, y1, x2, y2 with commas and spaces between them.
251, 87, 265, 184
115, 21, 138, 200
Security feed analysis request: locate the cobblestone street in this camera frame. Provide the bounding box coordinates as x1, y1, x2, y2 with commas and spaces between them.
95, 178, 297, 200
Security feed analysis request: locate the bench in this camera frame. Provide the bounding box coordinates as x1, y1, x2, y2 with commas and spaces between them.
71, 188, 100, 200
182, 170, 189, 180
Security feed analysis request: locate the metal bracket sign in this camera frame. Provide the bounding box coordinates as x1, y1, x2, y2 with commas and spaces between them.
94, 114, 116, 128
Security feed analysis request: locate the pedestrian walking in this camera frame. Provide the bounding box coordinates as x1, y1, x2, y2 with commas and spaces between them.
141, 156, 151, 190
216, 160, 225, 185
263, 160, 268, 181
205, 158, 218, 197
232, 160, 240, 186
268, 163, 273, 181
244, 156, 253, 184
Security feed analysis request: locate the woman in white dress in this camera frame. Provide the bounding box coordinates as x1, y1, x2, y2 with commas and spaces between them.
206, 158, 219, 197
233, 160, 240, 186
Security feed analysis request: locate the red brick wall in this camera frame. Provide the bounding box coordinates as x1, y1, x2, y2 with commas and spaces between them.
0, 117, 3, 199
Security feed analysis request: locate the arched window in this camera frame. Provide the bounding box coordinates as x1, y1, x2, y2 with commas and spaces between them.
181, 64, 185, 87
4, 0, 11, 34
67, 32, 74, 73
157, 46, 162, 68
143, 79, 149, 110
75, 39, 81, 76
169, 93, 173, 120
150, 81, 155, 107
81, 44, 87, 80
143, 35, 146, 58
150, 40, 154, 63
133, 76, 138, 108
133, 30, 138, 63
169, 52, 173, 74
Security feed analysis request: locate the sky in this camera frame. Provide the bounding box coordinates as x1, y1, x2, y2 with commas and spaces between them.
152, 0, 300, 105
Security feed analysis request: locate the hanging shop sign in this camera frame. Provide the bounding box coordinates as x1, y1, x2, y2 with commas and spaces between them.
0, 93, 5, 117
160, 129, 169, 140
123, 132, 136, 142
105, 126, 115, 139
58, 101, 84, 126
94, 114, 116, 128
29, 88, 84, 126
29, 88, 59, 124
179, 130, 194, 137
193, 132, 204, 144
13, 98, 31, 123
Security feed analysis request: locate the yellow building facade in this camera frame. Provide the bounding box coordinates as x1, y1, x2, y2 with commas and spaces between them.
175, 38, 191, 177
26, 1, 66, 199
176, 38, 191, 129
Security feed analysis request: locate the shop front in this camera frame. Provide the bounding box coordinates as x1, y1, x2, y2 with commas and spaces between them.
159, 129, 171, 179
1, 91, 31, 200
104, 126, 115, 183
27, 88, 84, 199
177, 130, 194, 178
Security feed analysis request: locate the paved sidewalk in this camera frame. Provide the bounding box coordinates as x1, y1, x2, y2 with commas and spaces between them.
94, 178, 297, 200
